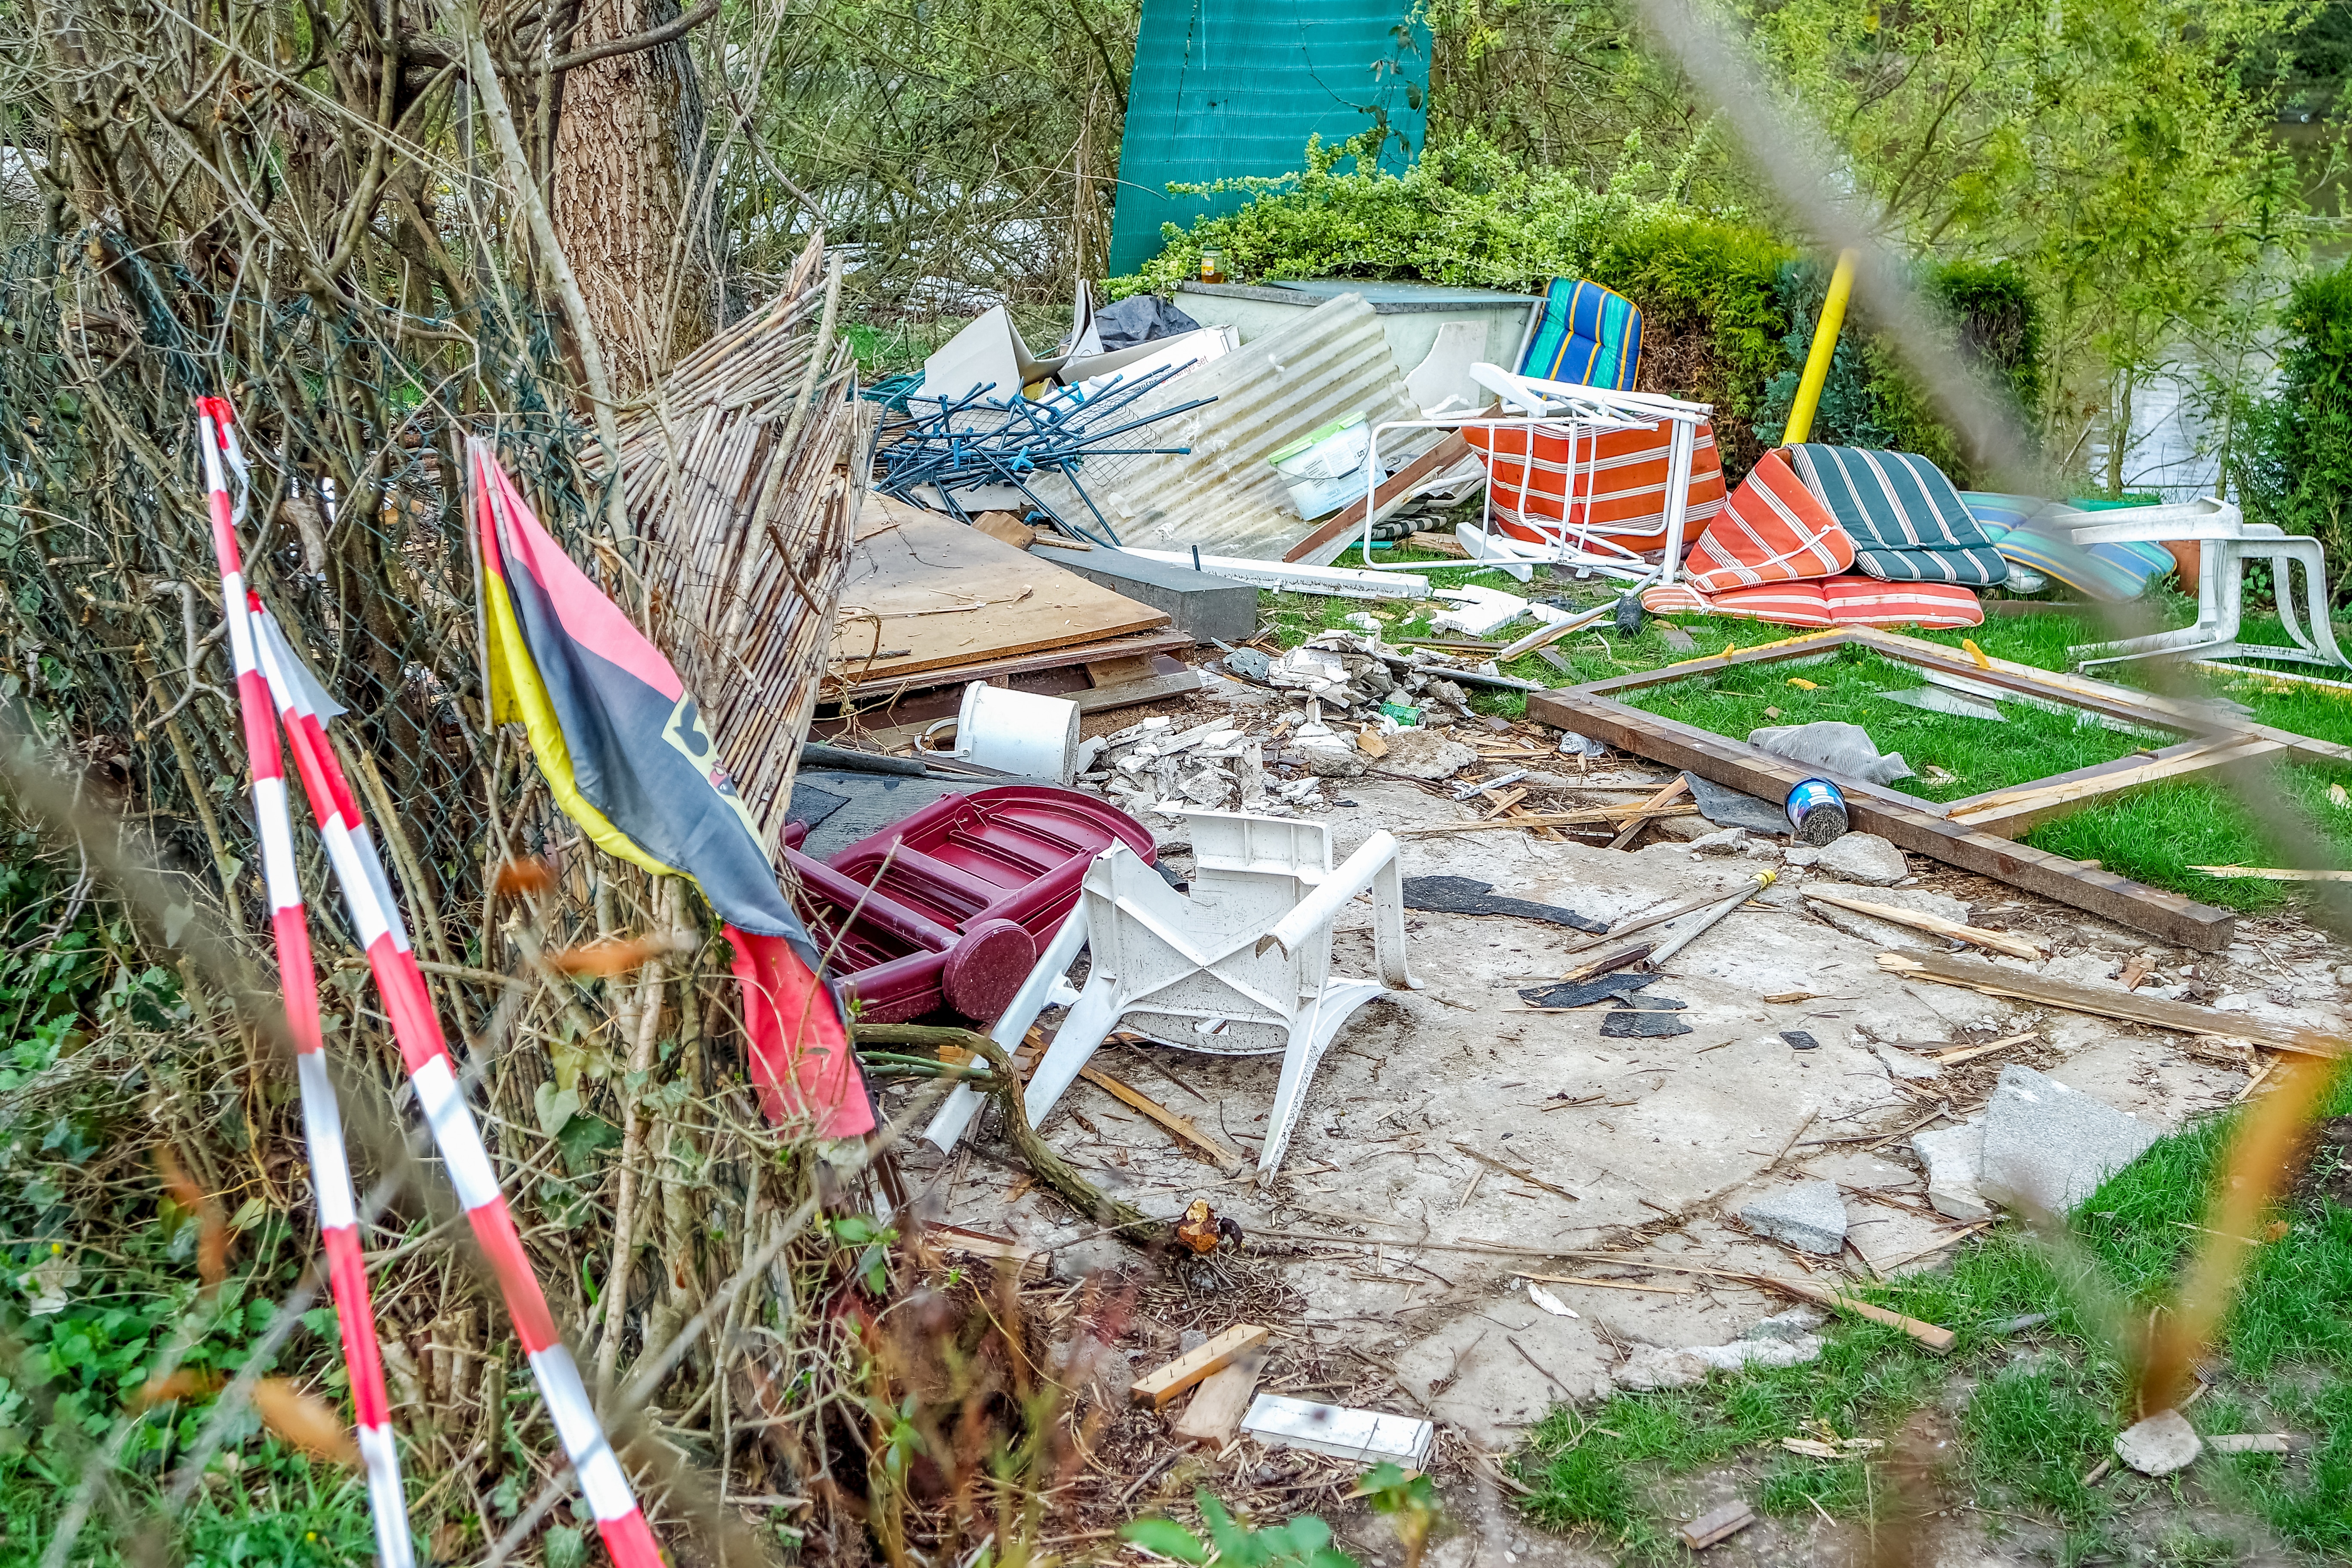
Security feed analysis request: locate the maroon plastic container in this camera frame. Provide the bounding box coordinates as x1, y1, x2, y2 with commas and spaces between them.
783, 786, 1155, 1024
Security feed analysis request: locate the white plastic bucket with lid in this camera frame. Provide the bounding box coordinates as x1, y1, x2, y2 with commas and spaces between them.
1267, 411, 1372, 519
917, 681, 1081, 784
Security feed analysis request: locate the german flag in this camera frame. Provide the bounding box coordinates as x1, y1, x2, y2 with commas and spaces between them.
472, 439, 872, 1138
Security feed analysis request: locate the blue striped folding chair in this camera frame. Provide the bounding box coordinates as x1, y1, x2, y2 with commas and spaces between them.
1518, 279, 1643, 391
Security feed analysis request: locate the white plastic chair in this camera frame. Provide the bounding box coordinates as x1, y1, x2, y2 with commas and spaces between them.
2064, 497, 2350, 671
922, 811, 1418, 1181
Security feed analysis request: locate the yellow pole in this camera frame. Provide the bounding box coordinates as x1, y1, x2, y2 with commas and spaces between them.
1783, 248, 1859, 446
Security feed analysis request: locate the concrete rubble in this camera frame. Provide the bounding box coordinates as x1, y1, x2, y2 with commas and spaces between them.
1737, 1179, 1849, 1254
826, 521, 2352, 1547
1976, 1064, 2160, 1215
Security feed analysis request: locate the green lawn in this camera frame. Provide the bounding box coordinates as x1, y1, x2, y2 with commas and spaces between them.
1271, 560, 2352, 914
1512, 1071, 2352, 1562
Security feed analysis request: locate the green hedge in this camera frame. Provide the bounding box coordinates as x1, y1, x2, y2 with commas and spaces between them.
1111, 137, 2040, 484
2231, 261, 2352, 576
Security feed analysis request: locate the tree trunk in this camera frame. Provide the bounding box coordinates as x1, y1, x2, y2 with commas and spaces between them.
548, 0, 720, 395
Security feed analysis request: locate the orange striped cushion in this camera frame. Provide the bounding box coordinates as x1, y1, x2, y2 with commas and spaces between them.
1640, 580, 1834, 628
1684, 450, 1856, 593
1820, 576, 1983, 628
1467, 420, 1727, 553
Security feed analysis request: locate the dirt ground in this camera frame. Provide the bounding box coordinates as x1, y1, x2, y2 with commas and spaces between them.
877, 685, 2348, 1567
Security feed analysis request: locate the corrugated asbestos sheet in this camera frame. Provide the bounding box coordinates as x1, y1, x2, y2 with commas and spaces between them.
1075, 294, 1431, 559
1106, 0, 1431, 276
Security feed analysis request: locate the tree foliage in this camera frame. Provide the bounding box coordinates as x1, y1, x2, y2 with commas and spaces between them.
2231, 262, 2352, 579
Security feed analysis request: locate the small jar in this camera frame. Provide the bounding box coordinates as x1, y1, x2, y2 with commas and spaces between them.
1198, 249, 1227, 285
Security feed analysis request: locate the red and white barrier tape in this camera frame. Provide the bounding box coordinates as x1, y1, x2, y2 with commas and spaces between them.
198, 398, 665, 1568
195, 400, 412, 1568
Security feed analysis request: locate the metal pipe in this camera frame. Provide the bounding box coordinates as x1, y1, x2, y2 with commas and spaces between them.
1783, 249, 1858, 446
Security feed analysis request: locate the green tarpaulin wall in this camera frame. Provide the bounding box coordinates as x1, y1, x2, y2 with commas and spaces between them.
1105, 0, 1431, 278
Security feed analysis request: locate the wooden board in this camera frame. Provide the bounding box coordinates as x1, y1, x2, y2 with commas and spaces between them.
1880, 951, 2346, 1057
1283, 431, 1478, 564
829, 498, 1171, 683
825, 629, 1194, 709
1528, 685, 2239, 949
1131, 1323, 1269, 1408
1170, 1349, 1265, 1448
1945, 736, 2284, 837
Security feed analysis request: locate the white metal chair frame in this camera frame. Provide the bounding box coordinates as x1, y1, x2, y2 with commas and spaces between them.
2062, 497, 2350, 671
1350, 362, 1712, 587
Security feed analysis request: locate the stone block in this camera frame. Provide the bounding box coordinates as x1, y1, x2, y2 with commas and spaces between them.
1911, 1121, 1992, 1222
1813, 832, 1909, 886
1737, 1179, 1848, 1254
1976, 1065, 2158, 1216
1059, 551, 1259, 643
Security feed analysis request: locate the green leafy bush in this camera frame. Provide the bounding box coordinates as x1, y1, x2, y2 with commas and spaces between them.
1111, 135, 2040, 483
2232, 261, 2352, 588
1112, 132, 1706, 299
1753, 257, 2042, 485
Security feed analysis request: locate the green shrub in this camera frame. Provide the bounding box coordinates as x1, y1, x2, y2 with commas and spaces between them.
1110, 135, 2040, 484
1755, 257, 2042, 485
2232, 260, 2352, 590
1111, 132, 1701, 298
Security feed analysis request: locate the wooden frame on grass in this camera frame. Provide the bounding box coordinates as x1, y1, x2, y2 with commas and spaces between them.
1526, 626, 2352, 950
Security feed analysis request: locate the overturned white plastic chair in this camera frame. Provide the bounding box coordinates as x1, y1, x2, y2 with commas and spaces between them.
923, 810, 1418, 1181
2064, 497, 2350, 671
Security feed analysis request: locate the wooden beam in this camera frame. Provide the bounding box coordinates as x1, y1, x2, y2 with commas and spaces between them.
1877, 951, 2346, 1058
1282, 432, 1477, 564
1131, 1323, 1270, 1407
1944, 736, 2283, 838
1526, 687, 2238, 949
1858, 627, 2352, 768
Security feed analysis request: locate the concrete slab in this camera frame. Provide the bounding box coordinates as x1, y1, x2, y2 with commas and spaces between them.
1913, 1122, 1992, 1222
876, 715, 2348, 1456
1737, 1180, 1848, 1253
1977, 1065, 2159, 1216
1057, 551, 1260, 642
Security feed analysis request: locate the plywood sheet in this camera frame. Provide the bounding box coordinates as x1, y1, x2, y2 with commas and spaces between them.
829, 499, 1170, 683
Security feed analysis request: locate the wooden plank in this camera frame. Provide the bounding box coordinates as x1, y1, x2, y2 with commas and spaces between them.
1282, 431, 1477, 563
1945, 737, 2283, 837
1877, 951, 2347, 1057
1076, 1065, 1244, 1170
1678, 1501, 1757, 1551
2190, 865, 2352, 882
1170, 1350, 1265, 1448
1407, 531, 1470, 558
1938, 738, 2228, 815
1804, 890, 2047, 960
828, 498, 1172, 683
1398, 805, 1697, 837
1074, 670, 1209, 714
826, 627, 1191, 705
1554, 628, 1855, 698
922, 1225, 1046, 1282
1858, 627, 2352, 768
1527, 687, 2239, 949
1131, 1323, 1270, 1408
